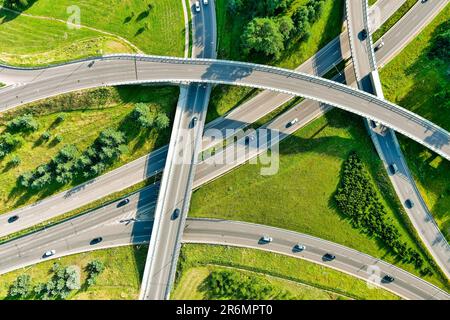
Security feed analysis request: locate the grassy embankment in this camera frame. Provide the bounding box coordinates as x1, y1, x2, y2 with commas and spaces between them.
0, 0, 185, 65
0, 245, 148, 300
0, 86, 178, 215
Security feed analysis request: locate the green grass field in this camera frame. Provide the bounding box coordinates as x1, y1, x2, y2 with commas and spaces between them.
172, 244, 399, 300
0, 86, 178, 215
189, 110, 448, 289
0, 245, 147, 300
379, 5, 450, 241
173, 266, 350, 300
208, 0, 344, 121
0, 0, 185, 65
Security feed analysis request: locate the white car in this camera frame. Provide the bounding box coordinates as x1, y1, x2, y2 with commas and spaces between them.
261, 235, 273, 243
195, 1, 201, 12
287, 118, 299, 127
43, 249, 56, 258
203, 0, 208, 4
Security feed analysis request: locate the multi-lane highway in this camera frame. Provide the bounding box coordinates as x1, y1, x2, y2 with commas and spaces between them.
346, 0, 450, 278
139, 0, 217, 300
1, 0, 447, 242
1, 189, 448, 300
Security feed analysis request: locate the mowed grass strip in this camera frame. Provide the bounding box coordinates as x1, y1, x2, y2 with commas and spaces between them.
379, 5, 450, 241
189, 110, 448, 290
0, 245, 148, 300
173, 244, 399, 300
0, 8, 133, 66
0, 86, 178, 214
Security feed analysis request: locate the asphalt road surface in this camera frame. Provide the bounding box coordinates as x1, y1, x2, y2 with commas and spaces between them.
0, 0, 446, 241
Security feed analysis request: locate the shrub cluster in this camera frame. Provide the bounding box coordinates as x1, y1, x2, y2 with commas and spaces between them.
34, 263, 81, 300
6, 113, 39, 133
132, 103, 170, 129
0, 133, 22, 159
334, 152, 432, 275
206, 270, 291, 300
85, 260, 105, 286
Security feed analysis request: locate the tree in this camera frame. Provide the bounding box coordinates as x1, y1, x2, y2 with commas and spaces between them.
6, 114, 39, 133
277, 16, 294, 40
0, 133, 22, 158
292, 5, 311, 38
242, 17, 285, 59
41, 131, 51, 141
4, 0, 29, 9
8, 274, 31, 298
56, 113, 66, 124
132, 103, 155, 128
155, 112, 170, 130
428, 23, 450, 62
9, 155, 21, 166
86, 260, 105, 286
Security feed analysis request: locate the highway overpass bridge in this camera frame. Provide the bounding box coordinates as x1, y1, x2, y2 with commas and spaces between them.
0, 55, 450, 161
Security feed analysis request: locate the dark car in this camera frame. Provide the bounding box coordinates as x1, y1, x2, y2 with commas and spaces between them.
405, 199, 414, 209
88, 61, 95, 68
323, 253, 336, 261
7, 215, 19, 223
382, 275, 395, 283
117, 198, 130, 208
360, 29, 368, 40
90, 237, 103, 245
172, 208, 181, 220
389, 163, 399, 174
191, 117, 198, 128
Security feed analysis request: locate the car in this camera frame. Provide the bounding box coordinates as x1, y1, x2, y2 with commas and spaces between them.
43, 250, 56, 258
90, 237, 103, 245
389, 163, 399, 174
260, 235, 273, 243
294, 244, 306, 252
405, 199, 414, 209
195, 1, 201, 12
374, 39, 385, 52
7, 215, 19, 223
323, 253, 336, 261
117, 198, 130, 208
287, 118, 299, 128
203, 0, 208, 4
382, 275, 395, 283
360, 29, 368, 40
172, 208, 181, 220
191, 117, 198, 128
88, 61, 95, 68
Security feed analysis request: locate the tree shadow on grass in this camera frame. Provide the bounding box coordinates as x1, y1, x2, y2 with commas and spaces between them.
0, 0, 38, 24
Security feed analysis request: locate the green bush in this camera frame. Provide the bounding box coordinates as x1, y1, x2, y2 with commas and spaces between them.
6, 114, 39, 133
85, 260, 105, 286
8, 274, 31, 298
205, 269, 292, 300
0, 133, 22, 159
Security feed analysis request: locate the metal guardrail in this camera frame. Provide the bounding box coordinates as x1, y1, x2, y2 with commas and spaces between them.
363, 0, 378, 71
